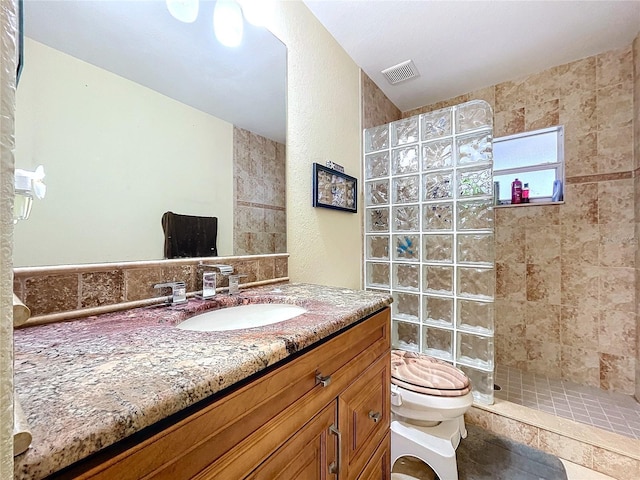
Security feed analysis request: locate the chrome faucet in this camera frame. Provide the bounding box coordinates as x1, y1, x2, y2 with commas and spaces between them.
197, 263, 234, 299
227, 274, 247, 295
153, 281, 187, 305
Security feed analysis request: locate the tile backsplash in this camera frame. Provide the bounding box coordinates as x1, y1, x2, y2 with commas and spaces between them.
14, 254, 289, 319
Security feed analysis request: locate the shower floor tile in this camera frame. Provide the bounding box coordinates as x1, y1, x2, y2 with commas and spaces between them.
494, 365, 640, 440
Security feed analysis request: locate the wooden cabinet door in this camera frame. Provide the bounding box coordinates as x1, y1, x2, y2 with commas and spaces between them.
246, 402, 338, 480
338, 352, 390, 480
359, 432, 391, 480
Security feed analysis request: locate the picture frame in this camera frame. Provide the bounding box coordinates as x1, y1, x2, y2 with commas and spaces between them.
312, 163, 358, 213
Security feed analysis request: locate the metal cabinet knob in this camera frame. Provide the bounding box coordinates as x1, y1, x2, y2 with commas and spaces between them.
368, 411, 381, 423
315, 373, 332, 387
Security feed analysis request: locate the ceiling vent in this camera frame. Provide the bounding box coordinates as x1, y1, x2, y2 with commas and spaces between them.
381, 60, 420, 85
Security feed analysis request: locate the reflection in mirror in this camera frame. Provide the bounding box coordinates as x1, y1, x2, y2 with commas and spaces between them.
14, 0, 287, 267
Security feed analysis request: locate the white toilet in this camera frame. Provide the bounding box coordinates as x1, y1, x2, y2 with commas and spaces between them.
390, 350, 474, 480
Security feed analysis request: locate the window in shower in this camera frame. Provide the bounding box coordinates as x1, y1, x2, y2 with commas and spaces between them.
493, 125, 564, 204
363, 100, 495, 404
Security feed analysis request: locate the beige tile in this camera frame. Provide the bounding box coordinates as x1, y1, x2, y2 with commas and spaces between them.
495, 332, 527, 370
561, 459, 615, 480
539, 430, 593, 468
525, 225, 560, 265
464, 407, 493, 430
599, 266, 635, 313
557, 56, 597, 97
560, 263, 599, 308
599, 353, 635, 394
560, 305, 599, 349
496, 262, 526, 301
526, 340, 562, 376
560, 344, 601, 388
596, 125, 634, 174
495, 226, 525, 263
564, 131, 598, 177
495, 78, 526, 111
598, 310, 636, 357
596, 45, 633, 90
599, 223, 634, 268
525, 99, 560, 131
598, 179, 634, 225
494, 108, 525, 136
560, 91, 597, 136
490, 415, 539, 448
468, 86, 496, 109
561, 224, 599, 266
523, 67, 560, 106
496, 204, 560, 227
596, 83, 633, 130
560, 183, 599, 225
526, 263, 561, 305
525, 302, 560, 343
592, 446, 640, 480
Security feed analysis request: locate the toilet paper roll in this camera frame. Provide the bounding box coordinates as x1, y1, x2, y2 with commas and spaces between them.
13, 394, 32, 456
13, 293, 31, 327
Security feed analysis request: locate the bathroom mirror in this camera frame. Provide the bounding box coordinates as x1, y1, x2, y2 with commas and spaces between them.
13, 0, 286, 267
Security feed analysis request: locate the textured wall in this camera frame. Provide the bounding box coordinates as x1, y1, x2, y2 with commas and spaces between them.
267, 2, 362, 289
233, 127, 286, 255
0, 0, 16, 471
361, 71, 401, 130
406, 45, 637, 394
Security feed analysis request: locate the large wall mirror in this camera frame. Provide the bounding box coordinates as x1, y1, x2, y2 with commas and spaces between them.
14, 0, 287, 267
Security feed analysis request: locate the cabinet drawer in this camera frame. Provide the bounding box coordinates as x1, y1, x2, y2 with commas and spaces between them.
339, 352, 390, 480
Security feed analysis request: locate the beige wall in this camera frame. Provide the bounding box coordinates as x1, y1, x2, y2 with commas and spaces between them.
0, 0, 16, 472
14, 39, 234, 266
233, 127, 286, 255
267, 1, 363, 289
406, 45, 637, 394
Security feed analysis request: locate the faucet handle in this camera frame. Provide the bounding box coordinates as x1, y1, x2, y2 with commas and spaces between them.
227, 274, 247, 295
153, 281, 187, 305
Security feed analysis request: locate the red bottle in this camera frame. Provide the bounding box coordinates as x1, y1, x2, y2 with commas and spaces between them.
511, 178, 522, 204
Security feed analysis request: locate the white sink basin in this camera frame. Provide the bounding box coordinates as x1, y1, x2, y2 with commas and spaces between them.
176, 303, 307, 332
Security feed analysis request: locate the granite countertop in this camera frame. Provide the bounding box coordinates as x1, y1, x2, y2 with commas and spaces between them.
13, 283, 392, 479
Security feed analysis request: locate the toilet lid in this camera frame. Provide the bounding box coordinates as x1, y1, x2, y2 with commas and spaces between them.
391, 350, 471, 397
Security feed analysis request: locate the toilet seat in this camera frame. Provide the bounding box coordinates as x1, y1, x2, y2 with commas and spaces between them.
391, 350, 470, 397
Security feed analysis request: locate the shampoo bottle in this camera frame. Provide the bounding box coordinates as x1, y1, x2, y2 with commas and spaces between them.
522, 183, 530, 203
511, 178, 522, 204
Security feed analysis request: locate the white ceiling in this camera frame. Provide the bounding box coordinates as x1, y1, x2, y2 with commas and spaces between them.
305, 0, 640, 112
23, 0, 287, 143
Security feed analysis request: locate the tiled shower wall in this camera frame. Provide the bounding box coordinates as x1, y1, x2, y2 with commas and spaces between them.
362, 71, 401, 130
233, 126, 287, 255
404, 44, 637, 394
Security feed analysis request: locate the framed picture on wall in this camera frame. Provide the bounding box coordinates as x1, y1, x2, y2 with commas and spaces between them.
312, 163, 358, 213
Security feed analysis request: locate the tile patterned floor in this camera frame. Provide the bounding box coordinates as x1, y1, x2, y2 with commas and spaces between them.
494, 365, 640, 440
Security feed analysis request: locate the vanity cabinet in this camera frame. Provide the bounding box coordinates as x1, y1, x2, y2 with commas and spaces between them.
65, 307, 391, 480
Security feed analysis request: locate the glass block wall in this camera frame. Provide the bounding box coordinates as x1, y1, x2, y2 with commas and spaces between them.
363, 100, 495, 404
